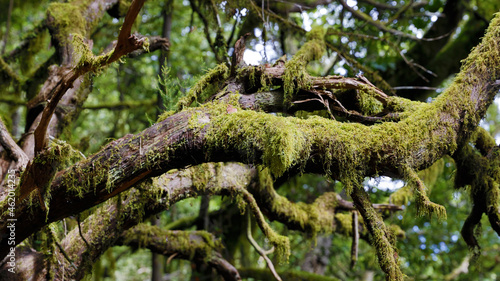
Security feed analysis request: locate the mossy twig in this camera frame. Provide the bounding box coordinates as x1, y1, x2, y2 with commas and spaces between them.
403, 165, 447, 220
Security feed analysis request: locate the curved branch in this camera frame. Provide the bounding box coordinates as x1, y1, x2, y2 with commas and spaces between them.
118, 226, 241, 281
246, 211, 281, 281
34, 0, 147, 155
0, 118, 28, 173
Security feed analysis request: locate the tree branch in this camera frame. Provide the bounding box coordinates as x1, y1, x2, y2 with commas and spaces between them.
0, 117, 28, 173
1, 17, 500, 279
118, 226, 242, 281
350, 183, 403, 280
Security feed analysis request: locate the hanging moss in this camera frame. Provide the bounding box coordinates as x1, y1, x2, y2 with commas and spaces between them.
256, 167, 336, 236
334, 213, 353, 236
40, 224, 59, 281
403, 166, 447, 220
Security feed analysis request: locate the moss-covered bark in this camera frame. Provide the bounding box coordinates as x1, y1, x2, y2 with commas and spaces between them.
2, 3, 500, 280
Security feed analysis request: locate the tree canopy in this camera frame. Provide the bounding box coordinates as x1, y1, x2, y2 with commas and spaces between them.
0, 0, 499, 280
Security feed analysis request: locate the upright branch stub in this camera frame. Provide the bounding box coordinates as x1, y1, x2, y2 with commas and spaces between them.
282, 27, 326, 104
230, 33, 250, 77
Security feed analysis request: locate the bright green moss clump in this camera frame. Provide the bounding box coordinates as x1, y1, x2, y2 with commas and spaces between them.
206, 109, 310, 177
175, 64, 229, 111
357, 89, 384, 115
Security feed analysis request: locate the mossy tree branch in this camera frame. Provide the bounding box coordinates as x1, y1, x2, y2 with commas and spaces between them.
118, 226, 242, 281
15, 0, 148, 211
453, 129, 500, 255
1, 13, 500, 280
349, 183, 403, 280
2, 11, 500, 255
0, 161, 401, 279
34, 0, 147, 155
2, 163, 251, 280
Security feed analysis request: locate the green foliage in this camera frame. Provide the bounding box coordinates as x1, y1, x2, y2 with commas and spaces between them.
157, 62, 183, 111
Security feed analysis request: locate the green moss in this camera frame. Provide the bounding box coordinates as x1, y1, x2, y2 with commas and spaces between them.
206, 109, 310, 177
72, 34, 113, 72
473, 127, 497, 153
334, 213, 353, 236
258, 68, 273, 92
357, 88, 384, 115
386, 96, 422, 113
47, 2, 87, 43
157, 110, 175, 122
403, 166, 447, 220
175, 63, 229, 111
389, 224, 405, 239
256, 168, 338, 237
40, 224, 59, 280
283, 27, 326, 104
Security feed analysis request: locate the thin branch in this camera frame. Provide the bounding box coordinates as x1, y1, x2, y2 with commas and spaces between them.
339, 0, 444, 42
358, 0, 428, 11
325, 42, 394, 94
387, 0, 416, 23
55, 241, 78, 270
109, 0, 147, 62
336, 194, 403, 211
350, 183, 404, 280
246, 210, 282, 281
350, 210, 359, 269
77, 214, 90, 249
189, 0, 217, 56
1, 0, 14, 55
0, 117, 29, 171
